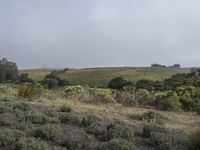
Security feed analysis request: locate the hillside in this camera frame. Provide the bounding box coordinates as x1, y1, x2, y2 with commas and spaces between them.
21, 67, 191, 87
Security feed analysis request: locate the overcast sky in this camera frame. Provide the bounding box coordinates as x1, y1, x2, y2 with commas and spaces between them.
1, 0, 200, 69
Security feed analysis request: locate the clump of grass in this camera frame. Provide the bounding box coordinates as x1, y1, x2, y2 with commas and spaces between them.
15, 137, 49, 150
25, 111, 48, 124
60, 113, 81, 125
34, 124, 60, 140
82, 115, 107, 136
96, 138, 136, 150
0, 103, 13, 114
130, 111, 167, 125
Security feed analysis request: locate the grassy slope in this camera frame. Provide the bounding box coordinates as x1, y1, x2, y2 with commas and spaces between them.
20, 67, 191, 87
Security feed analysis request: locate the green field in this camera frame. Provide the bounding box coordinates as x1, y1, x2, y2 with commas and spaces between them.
21, 67, 191, 87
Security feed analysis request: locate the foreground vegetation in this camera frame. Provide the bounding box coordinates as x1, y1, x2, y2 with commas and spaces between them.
0, 58, 200, 150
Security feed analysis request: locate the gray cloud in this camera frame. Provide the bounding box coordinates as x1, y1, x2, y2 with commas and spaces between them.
1, 0, 200, 69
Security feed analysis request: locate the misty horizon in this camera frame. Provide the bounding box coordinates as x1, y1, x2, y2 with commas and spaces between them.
1, 0, 200, 69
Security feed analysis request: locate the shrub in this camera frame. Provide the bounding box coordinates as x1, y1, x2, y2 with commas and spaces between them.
18, 84, 40, 100
59, 105, 71, 112
96, 138, 136, 150
108, 77, 132, 90
45, 108, 58, 117
13, 102, 30, 112
116, 90, 138, 107
0, 113, 15, 126
149, 132, 172, 150
143, 124, 166, 138
188, 129, 200, 149
26, 111, 48, 124
82, 115, 107, 136
103, 124, 134, 142
65, 85, 88, 98
60, 113, 81, 125
41, 78, 58, 89
154, 91, 182, 111
0, 129, 24, 147
61, 130, 91, 150
130, 111, 167, 125
15, 137, 49, 150
34, 124, 59, 140
137, 89, 152, 106
89, 88, 115, 103
136, 79, 155, 91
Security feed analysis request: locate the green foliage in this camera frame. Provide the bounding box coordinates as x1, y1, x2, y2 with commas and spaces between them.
26, 111, 48, 124
18, 84, 41, 100
59, 105, 71, 112
116, 90, 138, 106
65, 85, 88, 98
103, 124, 134, 142
137, 89, 152, 106
0, 58, 18, 83
15, 137, 49, 150
61, 130, 91, 150
41, 73, 69, 89
108, 77, 132, 90
154, 91, 182, 111
82, 115, 107, 136
45, 108, 58, 117
189, 129, 200, 150
34, 124, 59, 140
60, 113, 81, 125
89, 88, 115, 102
136, 79, 155, 91
96, 138, 136, 150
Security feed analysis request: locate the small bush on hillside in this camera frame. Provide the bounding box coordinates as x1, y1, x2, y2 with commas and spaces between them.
143, 124, 166, 138
34, 124, 59, 140
82, 115, 107, 136
15, 137, 49, 150
13, 102, 30, 112
26, 111, 48, 124
116, 90, 138, 106
0, 129, 24, 147
65, 85, 88, 98
136, 79, 155, 91
130, 111, 167, 125
41, 78, 58, 89
45, 108, 58, 117
61, 130, 91, 150
0, 113, 15, 126
108, 77, 132, 90
154, 91, 182, 111
60, 113, 81, 125
59, 105, 71, 112
188, 129, 200, 150
18, 84, 41, 100
96, 138, 136, 150
103, 124, 134, 142
136, 89, 153, 107
149, 132, 172, 150
89, 88, 115, 103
